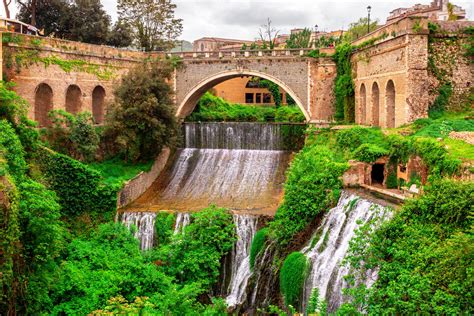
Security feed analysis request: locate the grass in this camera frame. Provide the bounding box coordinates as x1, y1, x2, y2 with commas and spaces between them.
88, 158, 154, 188
443, 138, 474, 162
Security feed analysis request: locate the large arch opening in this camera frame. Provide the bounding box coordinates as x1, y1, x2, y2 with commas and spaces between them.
359, 83, 366, 125
92, 86, 106, 124
385, 80, 395, 128
65, 85, 82, 114
176, 70, 310, 121
371, 82, 380, 126
34, 83, 53, 127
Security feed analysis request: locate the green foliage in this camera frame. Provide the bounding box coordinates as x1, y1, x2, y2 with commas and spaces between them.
463, 26, 474, 60
0, 120, 28, 181
154, 212, 176, 246
88, 157, 153, 188
343, 17, 379, 42
352, 143, 389, 163
187, 92, 305, 122
104, 62, 180, 161
412, 137, 461, 176
306, 288, 327, 316
160, 206, 236, 289
336, 127, 386, 152
271, 144, 348, 245
385, 170, 399, 189
413, 116, 474, 138
342, 179, 473, 314
280, 252, 309, 308
250, 228, 269, 269
259, 79, 282, 108
333, 43, 355, 122
45, 110, 100, 162
36, 147, 117, 217
429, 83, 452, 118
286, 28, 313, 49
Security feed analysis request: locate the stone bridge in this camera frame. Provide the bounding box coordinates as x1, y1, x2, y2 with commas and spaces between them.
170, 48, 336, 122
1, 16, 471, 128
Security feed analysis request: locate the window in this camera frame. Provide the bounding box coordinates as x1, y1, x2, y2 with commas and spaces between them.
245, 93, 254, 103
256, 93, 262, 103
263, 93, 272, 104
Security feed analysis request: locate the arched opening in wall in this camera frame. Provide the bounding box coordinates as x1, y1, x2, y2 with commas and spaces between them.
385, 80, 395, 128
371, 163, 385, 186
371, 82, 380, 126
178, 72, 309, 122
34, 83, 53, 127
92, 86, 106, 124
359, 84, 366, 124
65, 85, 82, 114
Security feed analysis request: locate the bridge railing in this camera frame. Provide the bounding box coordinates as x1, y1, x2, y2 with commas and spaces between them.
167, 47, 335, 59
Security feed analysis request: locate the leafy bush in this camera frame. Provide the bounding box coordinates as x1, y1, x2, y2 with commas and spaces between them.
104, 62, 180, 161
88, 157, 153, 187
186, 92, 305, 122
280, 252, 309, 308
333, 43, 355, 122
414, 117, 474, 138
342, 179, 473, 314
36, 147, 117, 217
336, 127, 386, 152
160, 205, 236, 289
154, 212, 176, 246
250, 228, 269, 269
352, 143, 389, 163
0, 120, 27, 181
45, 110, 100, 162
271, 144, 348, 245
429, 82, 452, 119
413, 138, 461, 176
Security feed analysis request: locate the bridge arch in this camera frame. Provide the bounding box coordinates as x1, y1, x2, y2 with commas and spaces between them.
176, 70, 310, 121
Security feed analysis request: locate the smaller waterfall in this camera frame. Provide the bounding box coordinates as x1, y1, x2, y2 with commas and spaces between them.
121, 212, 192, 250
226, 214, 258, 307
174, 212, 191, 234
302, 192, 391, 312
121, 212, 156, 251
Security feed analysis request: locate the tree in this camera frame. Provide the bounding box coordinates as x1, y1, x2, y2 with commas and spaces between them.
343, 17, 379, 42
104, 62, 180, 161
66, 0, 111, 44
118, 0, 183, 51
258, 17, 280, 49
3, 0, 12, 18
286, 28, 312, 49
106, 19, 134, 48
16, 0, 38, 26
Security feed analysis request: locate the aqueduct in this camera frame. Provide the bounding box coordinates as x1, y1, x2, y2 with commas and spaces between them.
1, 16, 472, 128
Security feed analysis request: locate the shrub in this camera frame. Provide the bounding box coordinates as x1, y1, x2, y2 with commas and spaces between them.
35, 147, 116, 217
280, 252, 309, 308
250, 228, 269, 269
336, 127, 386, 152
333, 43, 355, 122
271, 145, 348, 245
45, 110, 100, 162
104, 62, 180, 161
413, 138, 461, 176
154, 212, 176, 246
429, 83, 452, 119
352, 143, 389, 163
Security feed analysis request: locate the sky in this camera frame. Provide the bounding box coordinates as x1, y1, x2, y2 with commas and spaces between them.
2, 0, 473, 42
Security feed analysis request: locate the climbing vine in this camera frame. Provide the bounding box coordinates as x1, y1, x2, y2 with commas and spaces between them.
333, 43, 355, 122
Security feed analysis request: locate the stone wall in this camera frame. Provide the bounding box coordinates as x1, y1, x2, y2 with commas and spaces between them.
117, 148, 171, 208
309, 58, 336, 122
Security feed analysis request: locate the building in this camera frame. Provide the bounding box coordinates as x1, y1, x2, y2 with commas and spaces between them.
193, 37, 253, 52
211, 77, 289, 105
387, 0, 466, 23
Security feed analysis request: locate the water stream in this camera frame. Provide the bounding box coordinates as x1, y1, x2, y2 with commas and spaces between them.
301, 191, 391, 312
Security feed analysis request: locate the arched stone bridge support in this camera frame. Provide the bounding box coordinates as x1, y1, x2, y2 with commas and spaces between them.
173, 56, 337, 123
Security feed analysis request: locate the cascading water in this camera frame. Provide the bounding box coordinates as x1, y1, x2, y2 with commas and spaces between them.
121, 212, 157, 251
129, 122, 299, 213
225, 214, 258, 307
301, 191, 391, 312
174, 212, 191, 234
121, 212, 191, 250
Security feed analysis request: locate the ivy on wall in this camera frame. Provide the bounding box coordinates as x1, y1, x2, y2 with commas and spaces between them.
333, 43, 355, 122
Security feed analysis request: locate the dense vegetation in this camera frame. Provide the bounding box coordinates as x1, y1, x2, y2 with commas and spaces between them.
186, 92, 305, 122
342, 179, 473, 314
280, 252, 309, 308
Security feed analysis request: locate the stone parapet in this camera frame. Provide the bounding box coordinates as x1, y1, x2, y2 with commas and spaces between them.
117, 148, 171, 208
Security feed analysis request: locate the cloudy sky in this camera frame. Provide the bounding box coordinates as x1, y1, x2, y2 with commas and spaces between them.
2, 0, 473, 41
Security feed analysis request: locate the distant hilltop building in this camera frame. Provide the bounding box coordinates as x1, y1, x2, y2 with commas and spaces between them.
193, 37, 253, 52
387, 0, 467, 23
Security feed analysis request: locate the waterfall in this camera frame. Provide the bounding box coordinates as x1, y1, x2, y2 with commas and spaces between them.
174, 212, 191, 234
301, 191, 391, 312
226, 214, 258, 307
121, 212, 191, 250
129, 122, 297, 213
121, 212, 156, 251
185, 122, 289, 150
